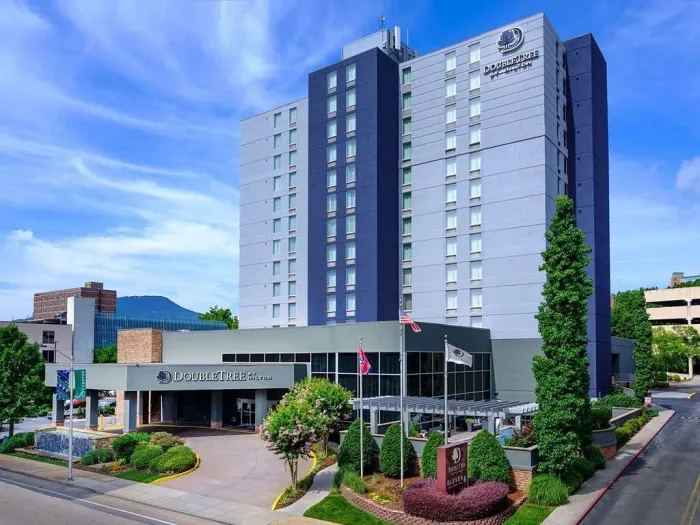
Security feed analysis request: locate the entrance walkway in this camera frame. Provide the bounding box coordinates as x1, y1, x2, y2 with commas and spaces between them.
161, 429, 312, 509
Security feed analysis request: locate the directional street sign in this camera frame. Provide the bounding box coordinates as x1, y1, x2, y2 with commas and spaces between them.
73, 369, 86, 399
57, 370, 70, 401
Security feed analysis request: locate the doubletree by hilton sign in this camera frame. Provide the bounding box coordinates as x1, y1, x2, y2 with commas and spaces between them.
156, 370, 274, 384
483, 27, 540, 80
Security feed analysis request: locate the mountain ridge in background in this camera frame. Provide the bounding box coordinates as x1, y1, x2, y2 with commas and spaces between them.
116, 295, 202, 321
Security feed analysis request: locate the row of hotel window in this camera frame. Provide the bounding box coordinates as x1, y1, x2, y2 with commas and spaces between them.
403, 111, 480, 137
273, 150, 298, 169
272, 238, 296, 254
400, 290, 482, 312
271, 303, 296, 319
401, 81, 481, 112
273, 107, 297, 128
401, 236, 482, 260
400, 46, 481, 87
401, 263, 482, 286
327, 89, 357, 113
327, 63, 356, 90
327, 140, 357, 163
326, 191, 356, 211
327, 114, 356, 137
403, 135, 482, 163
273, 129, 298, 148
402, 204, 482, 230
273, 172, 296, 191
400, 156, 481, 187
327, 165, 356, 186
401, 183, 481, 213
325, 243, 357, 262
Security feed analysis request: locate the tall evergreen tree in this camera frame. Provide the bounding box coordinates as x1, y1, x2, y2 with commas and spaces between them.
533, 196, 593, 476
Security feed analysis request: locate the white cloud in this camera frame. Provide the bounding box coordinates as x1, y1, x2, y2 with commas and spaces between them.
676, 157, 700, 194
6, 229, 33, 242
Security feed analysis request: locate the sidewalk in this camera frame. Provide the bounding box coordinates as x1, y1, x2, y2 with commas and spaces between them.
284, 463, 338, 515
543, 408, 675, 525
0, 454, 330, 525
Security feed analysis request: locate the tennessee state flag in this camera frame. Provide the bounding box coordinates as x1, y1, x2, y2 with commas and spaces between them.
358, 343, 372, 375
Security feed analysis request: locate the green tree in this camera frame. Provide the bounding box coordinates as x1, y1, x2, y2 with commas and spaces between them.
379, 423, 413, 478
467, 430, 511, 484
93, 344, 117, 363
611, 289, 653, 402
653, 326, 700, 375
198, 305, 239, 330
0, 324, 49, 437
533, 196, 593, 476
420, 430, 444, 478
338, 418, 374, 473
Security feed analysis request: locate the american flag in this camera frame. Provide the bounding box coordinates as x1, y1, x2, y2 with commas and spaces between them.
399, 308, 422, 333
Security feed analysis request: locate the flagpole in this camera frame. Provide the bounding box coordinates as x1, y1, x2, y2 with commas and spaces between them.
359, 337, 364, 479
399, 307, 405, 488
444, 335, 448, 445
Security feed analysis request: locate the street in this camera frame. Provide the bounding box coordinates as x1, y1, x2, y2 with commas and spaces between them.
582, 379, 700, 525
0, 468, 215, 525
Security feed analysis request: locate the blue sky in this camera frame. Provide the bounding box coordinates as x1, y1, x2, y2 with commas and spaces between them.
1, 0, 699, 319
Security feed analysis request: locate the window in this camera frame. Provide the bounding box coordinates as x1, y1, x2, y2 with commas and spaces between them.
402, 192, 412, 211
470, 75, 481, 91
346, 189, 356, 209
470, 99, 481, 118
273, 197, 281, 212
446, 210, 457, 230
274, 112, 281, 127
346, 163, 356, 183
288, 303, 296, 318
402, 217, 412, 236
346, 63, 356, 83
470, 153, 482, 172
471, 291, 483, 309
471, 261, 482, 281
346, 138, 356, 158
446, 237, 457, 257
470, 180, 481, 200
273, 175, 281, 191
288, 150, 297, 167
273, 218, 282, 233
402, 92, 411, 110
289, 107, 297, 124
346, 88, 356, 108
327, 144, 337, 163
288, 236, 297, 252
287, 129, 297, 147
446, 78, 456, 97
288, 281, 296, 297
470, 234, 482, 254
446, 183, 457, 203
273, 282, 281, 297
446, 290, 458, 309
327, 245, 337, 262
470, 126, 481, 145
327, 70, 337, 90
288, 193, 297, 210
274, 134, 281, 149
327, 295, 337, 313
289, 171, 297, 188
346, 113, 356, 133
327, 94, 337, 113
403, 293, 413, 311
446, 264, 458, 283
288, 215, 297, 232
327, 218, 337, 237
402, 243, 412, 261
446, 131, 457, 150
402, 268, 412, 286
402, 167, 412, 185
446, 104, 457, 124
471, 316, 482, 328
327, 119, 337, 138
327, 269, 337, 287
272, 239, 281, 254
469, 45, 480, 64
272, 261, 281, 276
402, 142, 412, 161
470, 208, 482, 227
346, 267, 356, 285
403, 117, 412, 135
272, 304, 280, 318
326, 169, 338, 188
42, 330, 55, 344
445, 51, 457, 72
274, 155, 281, 169
288, 259, 296, 274
346, 293, 356, 312
346, 214, 356, 234
402, 67, 411, 85
327, 193, 337, 212
346, 241, 356, 260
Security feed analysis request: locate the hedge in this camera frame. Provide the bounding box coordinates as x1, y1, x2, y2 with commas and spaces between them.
584, 445, 606, 470
149, 432, 184, 451
561, 469, 583, 495
338, 419, 374, 473
467, 431, 511, 484
421, 431, 444, 479
591, 404, 612, 430
131, 444, 164, 470
403, 479, 510, 521
111, 433, 150, 462
596, 393, 642, 409
528, 474, 568, 506
571, 456, 595, 480
80, 449, 113, 466
379, 423, 413, 478
149, 445, 197, 473
0, 432, 34, 454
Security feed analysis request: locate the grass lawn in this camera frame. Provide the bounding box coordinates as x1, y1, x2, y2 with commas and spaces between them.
505, 504, 554, 525
304, 495, 390, 525
7, 452, 68, 467
115, 470, 167, 484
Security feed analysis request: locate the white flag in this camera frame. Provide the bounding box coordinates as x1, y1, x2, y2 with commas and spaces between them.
446, 342, 473, 367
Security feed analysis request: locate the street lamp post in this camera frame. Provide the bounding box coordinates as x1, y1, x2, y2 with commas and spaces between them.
53, 343, 74, 481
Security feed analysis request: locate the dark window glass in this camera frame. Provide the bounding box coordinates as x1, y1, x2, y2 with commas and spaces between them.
484, 353, 491, 372
379, 410, 398, 424
448, 373, 456, 395
380, 376, 400, 396
312, 373, 327, 380
475, 370, 483, 391
222, 354, 235, 362
42, 350, 55, 363
475, 353, 484, 371
407, 352, 420, 374
407, 375, 420, 396
475, 390, 484, 402
420, 352, 432, 374
338, 374, 357, 396
236, 354, 250, 362
380, 353, 400, 375
420, 374, 433, 397
265, 353, 280, 363
433, 353, 444, 374
312, 353, 328, 373
433, 374, 444, 396
365, 352, 379, 373
42, 331, 55, 344
281, 353, 295, 363
328, 353, 336, 372
339, 352, 356, 373
456, 372, 465, 394
466, 371, 474, 392
447, 360, 456, 373
484, 371, 491, 395
251, 353, 264, 362
362, 375, 379, 397
295, 353, 311, 363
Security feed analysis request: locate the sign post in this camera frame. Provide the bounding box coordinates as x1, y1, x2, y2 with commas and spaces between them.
437, 440, 468, 494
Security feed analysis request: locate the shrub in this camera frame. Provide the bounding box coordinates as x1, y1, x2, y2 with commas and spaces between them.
131, 444, 164, 469
403, 479, 510, 521
80, 449, 113, 466
0, 432, 34, 453
505, 424, 536, 448
571, 456, 595, 480
671, 374, 682, 382
111, 434, 139, 462
340, 469, 368, 493
421, 431, 444, 479
645, 407, 660, 418
99, 405, 115, 416
591, 404, 612, 430
338, 419, 373, 473
149, 432, 184, 451
561, 468, 583, 494
615, 425, 631, 445
467, 431, 511, 484
584, 445, 606, 470
528, 474, 568, 506
129, 432, 151, 443
149, 445, 196, 473
408, 421, 420, 438
654, 371, 668, 381
597, 393, 642, 409
379, 423, 413, 478
651, 381, 669, 388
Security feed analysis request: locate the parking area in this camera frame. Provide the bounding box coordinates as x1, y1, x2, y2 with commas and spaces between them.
160, 428, 312, 509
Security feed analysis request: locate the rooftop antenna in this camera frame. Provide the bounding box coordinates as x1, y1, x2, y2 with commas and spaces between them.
380, 13, 386, 31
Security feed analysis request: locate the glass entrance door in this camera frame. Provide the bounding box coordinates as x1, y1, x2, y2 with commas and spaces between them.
238, 398, 255, 427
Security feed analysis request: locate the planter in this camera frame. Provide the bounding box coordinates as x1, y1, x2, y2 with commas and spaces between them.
503, 445, 538, 470
611, 407, 642, 427
592, 425, 616, 459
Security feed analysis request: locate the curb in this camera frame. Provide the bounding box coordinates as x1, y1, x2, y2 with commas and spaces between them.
573, 410, 675, 525
150, 452, 200, 484
271, 450, 318, 511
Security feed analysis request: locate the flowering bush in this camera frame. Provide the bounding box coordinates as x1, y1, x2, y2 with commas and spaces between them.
403, 478, 510, 521
505, 424, 536, 448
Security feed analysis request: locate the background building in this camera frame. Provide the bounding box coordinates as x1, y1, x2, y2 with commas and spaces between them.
670, 272, 700, 288
646, 286, 700, 328
0, 321, 73, 363
33, 281, 116, 321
